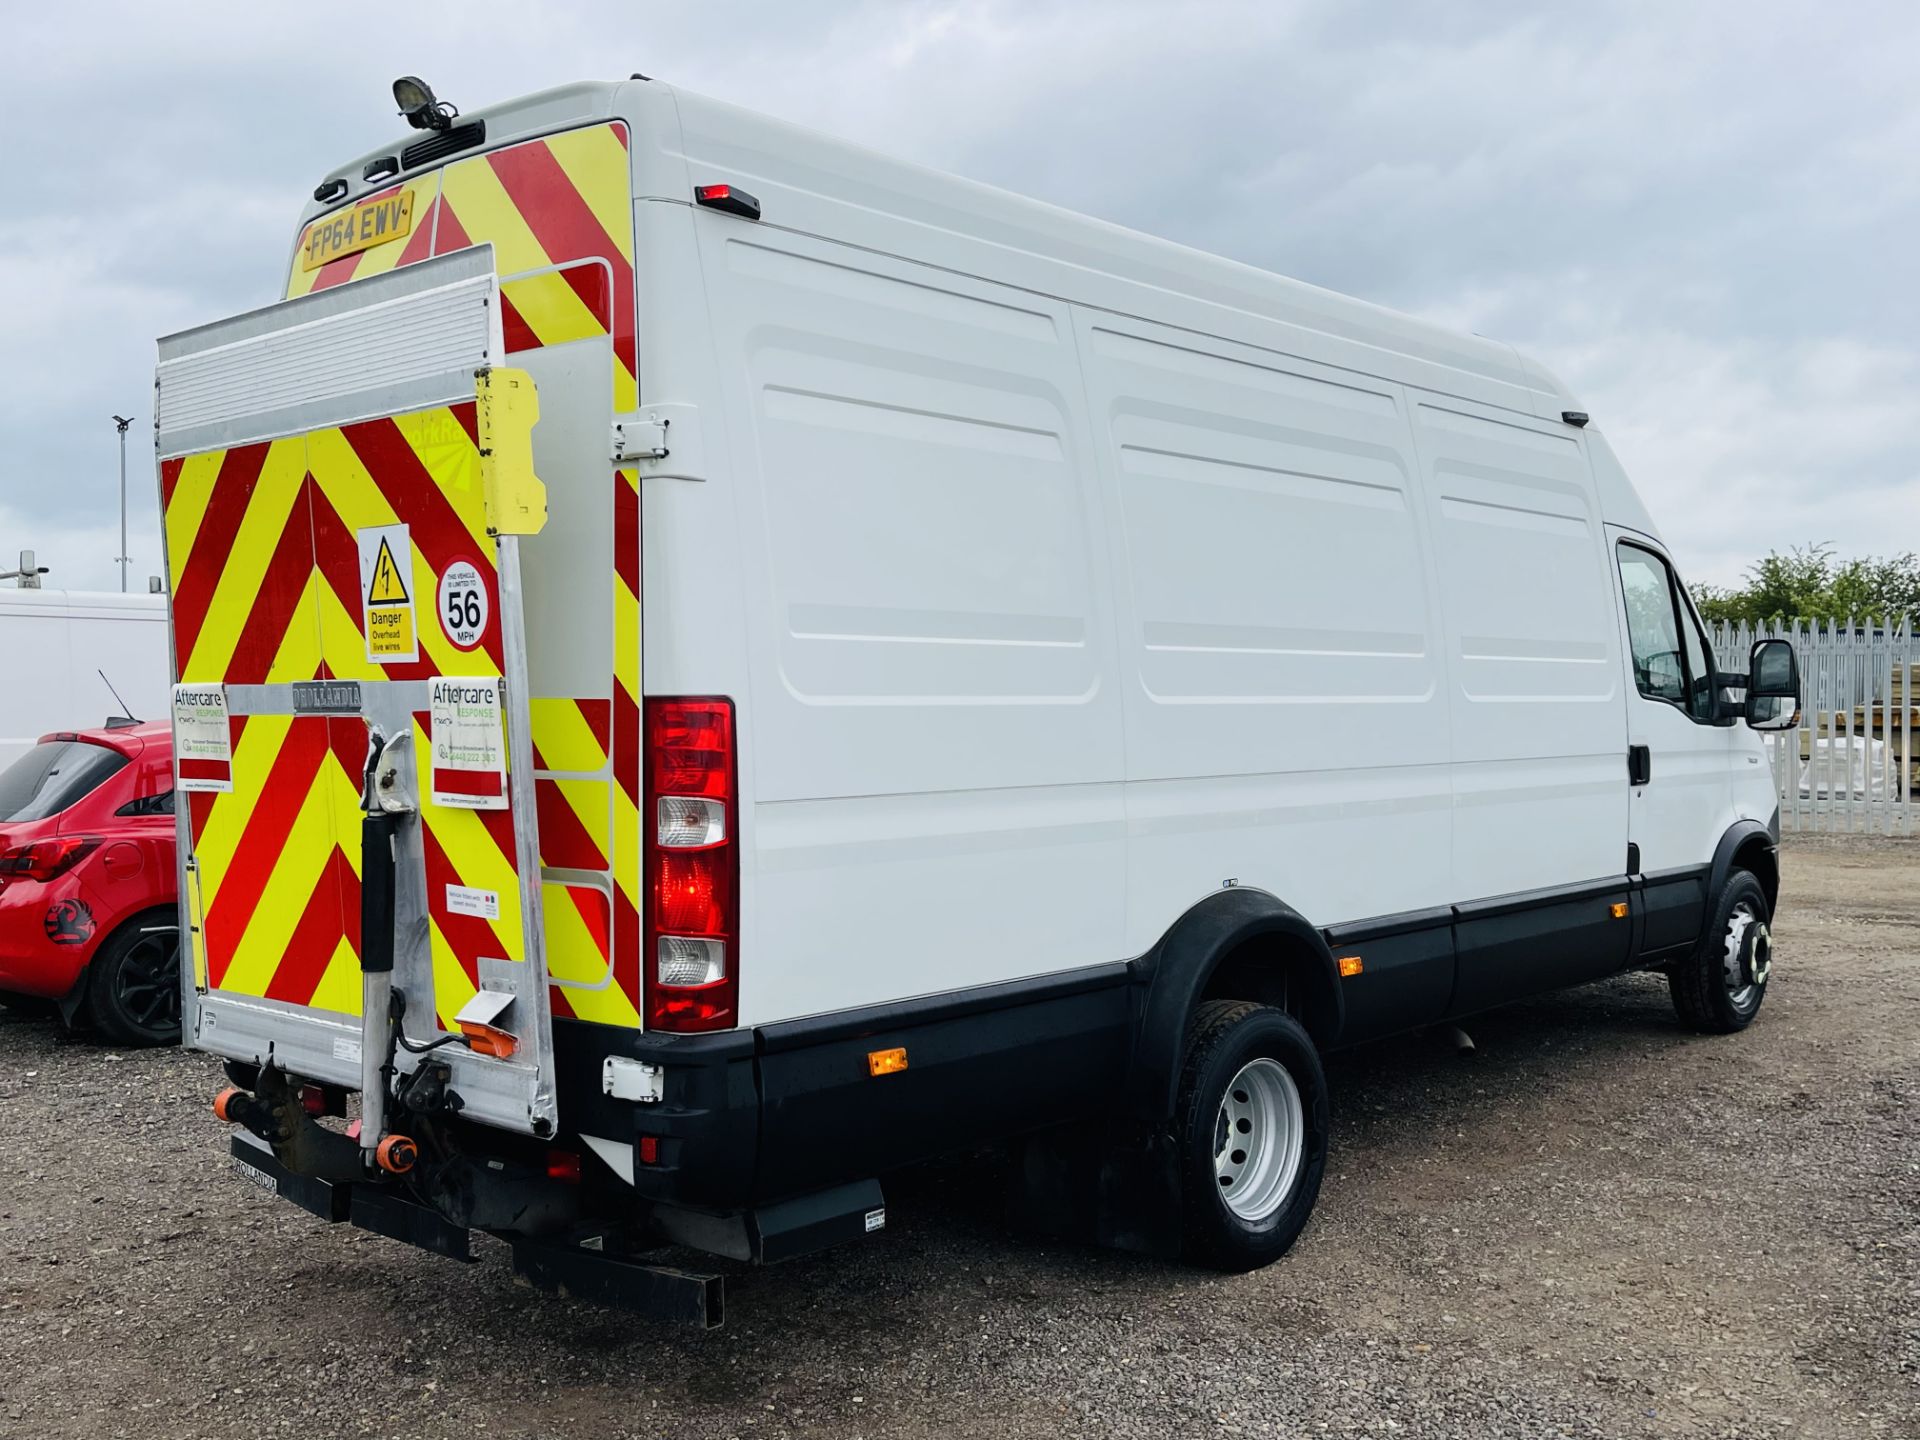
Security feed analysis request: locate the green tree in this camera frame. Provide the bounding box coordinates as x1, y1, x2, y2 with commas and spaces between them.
1693, 545, 1920, 627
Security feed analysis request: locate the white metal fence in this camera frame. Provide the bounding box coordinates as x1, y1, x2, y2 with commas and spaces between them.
1709, 618, 1917, 835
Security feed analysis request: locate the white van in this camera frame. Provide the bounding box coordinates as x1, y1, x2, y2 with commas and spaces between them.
164, 76, 1799, 1322
0, 589, 170, 768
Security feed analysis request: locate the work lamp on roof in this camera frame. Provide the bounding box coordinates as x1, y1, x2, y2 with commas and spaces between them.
393, 75, 455, 131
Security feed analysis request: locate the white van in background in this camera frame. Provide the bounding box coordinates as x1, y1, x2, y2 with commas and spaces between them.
0, 589, 170, 767
171, 77, 1802, 1319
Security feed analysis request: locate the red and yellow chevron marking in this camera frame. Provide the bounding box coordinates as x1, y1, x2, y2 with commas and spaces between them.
285, 178, 445, 300
611, 467, 642, 1015
163, 404, 535, 1028
280, 123, 635, 412
434, 124, 635, 412
543, 881, 638, 1027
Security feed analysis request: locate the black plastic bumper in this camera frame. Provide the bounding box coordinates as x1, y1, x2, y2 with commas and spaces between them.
227, 1135, 724, 1328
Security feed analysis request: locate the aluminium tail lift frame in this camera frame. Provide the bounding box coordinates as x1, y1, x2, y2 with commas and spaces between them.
155, 245, 560, 1142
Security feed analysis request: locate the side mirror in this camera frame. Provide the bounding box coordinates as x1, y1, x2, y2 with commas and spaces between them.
1743, 638, 1799, 731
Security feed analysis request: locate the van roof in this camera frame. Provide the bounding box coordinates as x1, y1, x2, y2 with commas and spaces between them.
306, 78, 1580, 418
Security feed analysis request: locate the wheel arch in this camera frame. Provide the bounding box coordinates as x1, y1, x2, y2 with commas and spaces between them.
72, 903, 181, 1027
1709, 819, 1779, 916
1126, 887, 1343, 1125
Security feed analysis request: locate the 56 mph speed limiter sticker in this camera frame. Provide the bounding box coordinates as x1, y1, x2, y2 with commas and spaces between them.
437, 558, 490, 651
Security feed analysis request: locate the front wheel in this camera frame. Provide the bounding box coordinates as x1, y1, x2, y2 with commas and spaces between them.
1669, 869, 1772, 1034
1175, 1000, 1329, 1271
87, 913, 183, 1047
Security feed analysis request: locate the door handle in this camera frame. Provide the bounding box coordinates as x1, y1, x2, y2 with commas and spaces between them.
1628, 744, 1651, 786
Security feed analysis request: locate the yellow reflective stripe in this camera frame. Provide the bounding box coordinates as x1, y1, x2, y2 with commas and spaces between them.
264, 570, 323, 684
164, 449, 225, 585
306, 935, 363, 1017
502, 270, 607, 350
426, 918, 481, 1029
440, 153, 552, 275
194, 714, 292, 912
611, 786, 641, 912
551, 777, 610, 864
388, 407, 489, 551
545, 125, 635, 264
543, 883, 609, 985
530, 697, 607, 773
316, 583, 382, 683
217, 758, 354, 997
180, 435, 307, 682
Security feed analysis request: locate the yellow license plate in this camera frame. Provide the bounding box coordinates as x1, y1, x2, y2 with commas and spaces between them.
301, 187, 415, 271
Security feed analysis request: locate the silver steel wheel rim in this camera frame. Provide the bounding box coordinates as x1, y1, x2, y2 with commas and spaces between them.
1214, 1057, 1305, 1221
1722, 901, 1768, 1010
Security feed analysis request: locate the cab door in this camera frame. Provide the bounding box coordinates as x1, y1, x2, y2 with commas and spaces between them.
1611, 533, 1735, 956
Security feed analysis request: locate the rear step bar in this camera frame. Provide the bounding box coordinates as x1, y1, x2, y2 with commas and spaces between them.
229, 1134, 725, 1328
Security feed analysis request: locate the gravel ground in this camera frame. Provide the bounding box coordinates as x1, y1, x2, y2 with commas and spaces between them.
0, 835, 1914, 1439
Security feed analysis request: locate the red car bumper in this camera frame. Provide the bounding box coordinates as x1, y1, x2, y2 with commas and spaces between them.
0, 870, 110, 1001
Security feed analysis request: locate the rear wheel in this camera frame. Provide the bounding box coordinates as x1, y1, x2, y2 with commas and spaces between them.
1175, 1000, 1328, 1270
88, 913, 182, 1047
1669, 869, 1772, 1034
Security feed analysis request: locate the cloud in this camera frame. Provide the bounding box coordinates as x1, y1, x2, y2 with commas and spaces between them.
2, 0, 1913, 592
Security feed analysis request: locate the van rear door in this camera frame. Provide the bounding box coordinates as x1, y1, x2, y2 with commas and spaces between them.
157, 246, 562, 1139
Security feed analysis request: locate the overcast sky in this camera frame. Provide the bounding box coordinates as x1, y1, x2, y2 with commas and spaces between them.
2, 0, 1914, 593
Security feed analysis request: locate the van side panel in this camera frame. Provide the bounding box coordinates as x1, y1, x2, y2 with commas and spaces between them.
698, 226, 1128, 1026
1411, 395, 1628, 900
1071, 312, 1455, 948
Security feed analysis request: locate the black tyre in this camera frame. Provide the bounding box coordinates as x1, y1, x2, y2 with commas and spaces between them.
1669, 869, 1772, 1034
1175, 1000, 1329, 1271
87, 912, 182, 1047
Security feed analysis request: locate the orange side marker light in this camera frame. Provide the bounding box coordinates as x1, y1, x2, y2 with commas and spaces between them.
1337, 955, 1364, 979
1610, 902, 1629, 919
868, 1046, 908, 1077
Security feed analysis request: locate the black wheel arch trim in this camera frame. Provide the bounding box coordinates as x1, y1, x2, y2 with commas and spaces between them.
1125, 886, 1343, 1125
1709, 819, 1779, 912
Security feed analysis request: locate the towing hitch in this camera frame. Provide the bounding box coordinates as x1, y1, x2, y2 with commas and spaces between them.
213, 1064, 363, 1183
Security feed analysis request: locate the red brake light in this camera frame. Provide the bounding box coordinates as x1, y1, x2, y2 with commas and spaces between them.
0, 836, 101, 885
644, 698, 738, 1033
692, 183, 761, 221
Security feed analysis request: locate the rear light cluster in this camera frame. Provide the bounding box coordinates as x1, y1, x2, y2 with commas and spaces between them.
644, 698, 738, 1032
0, 836, 100, 888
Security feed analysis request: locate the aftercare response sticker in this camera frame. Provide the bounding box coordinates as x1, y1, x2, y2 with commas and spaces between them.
429, 676, 508, 810
171, 684, 233, 793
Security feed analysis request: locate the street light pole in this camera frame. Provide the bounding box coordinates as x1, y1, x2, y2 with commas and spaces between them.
112, 415, 133, 593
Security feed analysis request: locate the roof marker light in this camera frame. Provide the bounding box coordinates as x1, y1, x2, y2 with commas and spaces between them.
694, 183, 761, 221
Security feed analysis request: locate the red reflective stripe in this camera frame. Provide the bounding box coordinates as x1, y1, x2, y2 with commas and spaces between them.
203, 719, 331, 985
172, 442, 270, 670
262, 850, 361, 1006
225, 475, 318, 686
485, 140, 635, 381
558, 262, 611, 328
578, 699, 612, 760
160, 457, 184, 509
432, 767, 504, 798
307, 249, 366, 294
534, 778, 606, 870
500, 288, 540, 354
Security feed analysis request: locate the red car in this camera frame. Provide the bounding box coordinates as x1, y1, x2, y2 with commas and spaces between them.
0, 721, 180, 1045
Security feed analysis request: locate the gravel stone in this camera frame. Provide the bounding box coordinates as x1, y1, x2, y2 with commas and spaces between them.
0, 835, 1913, 1438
